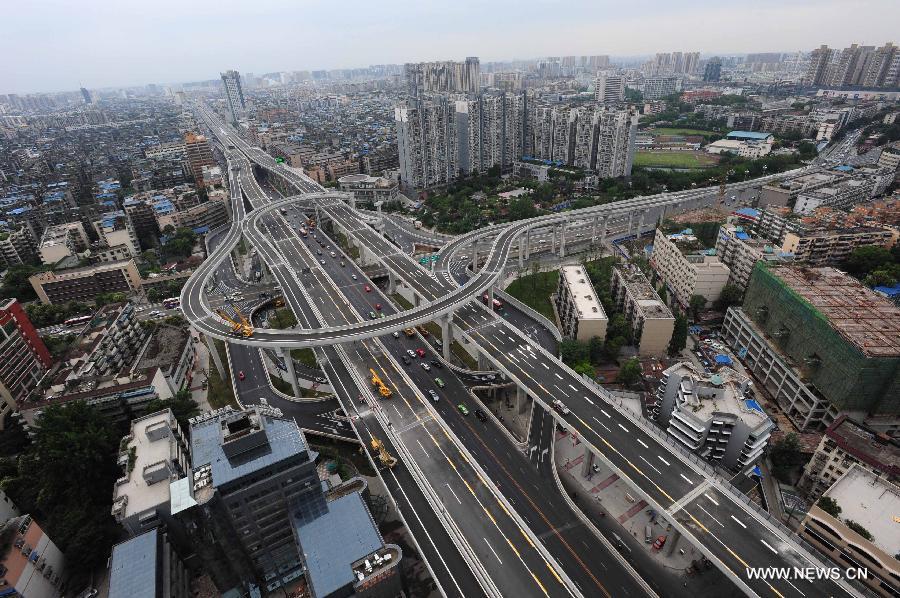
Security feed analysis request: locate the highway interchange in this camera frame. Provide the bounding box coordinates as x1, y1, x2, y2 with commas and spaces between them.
181, 104, 864, 598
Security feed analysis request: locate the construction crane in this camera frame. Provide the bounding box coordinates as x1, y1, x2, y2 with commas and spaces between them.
370, 438, 397, 468
215, 306, 253, 337
369, 368, 392, 398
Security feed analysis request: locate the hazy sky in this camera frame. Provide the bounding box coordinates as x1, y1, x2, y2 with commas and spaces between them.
3, 0, 899, 94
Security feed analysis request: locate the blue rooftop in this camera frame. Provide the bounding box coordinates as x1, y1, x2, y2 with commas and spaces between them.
714, 354, 732, 365
727, 131, 772, 140
734, 207, 759, 219
835, 165, 855, 172
745, 399, 764, 414
294, 491, 384, 598
735, 232, 750, 240
109, 529, 158, 598
874, 283, 900, 298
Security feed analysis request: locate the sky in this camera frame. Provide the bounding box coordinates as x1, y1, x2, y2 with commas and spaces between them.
2, 0, 899, 94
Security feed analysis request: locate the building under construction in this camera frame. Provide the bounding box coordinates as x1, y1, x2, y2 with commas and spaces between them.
722, 264, 900, 435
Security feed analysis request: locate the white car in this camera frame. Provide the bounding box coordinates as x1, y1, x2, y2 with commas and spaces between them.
421, 362, 431, 371
428, 389, 439, 402
351, 274, 358, 280
392, 331, 400, 338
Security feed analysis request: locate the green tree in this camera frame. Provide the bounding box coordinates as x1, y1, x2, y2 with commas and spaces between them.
1, 403, 122, 577
817, 496, 842, 519
604, 336, 624, 361
0, 265, 42, 302
606, 313, 631, 343
844, 245, 894, 277
588, 336, 605, 365
796, 141, 818, 160
689, 294, 707, 320
845, 520, 874, 541
616, 358, 642, 386
668, 313, 688, 356
270, 308, 298, 329
144, 389, 200, 431
572, 362, 595, 377
560, 338, 589, 366
770, 432, 805, 484
508, 197, 537, 221
714, 284, 744, 310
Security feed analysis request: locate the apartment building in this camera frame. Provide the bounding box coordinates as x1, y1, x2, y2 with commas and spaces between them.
610, 265, 674, 356
657, 362, 773, 470
111, 409, 191, 536
0, 515, 66, 597
555, 265, 608, 341
758, 170, 845, 209
0, 299, 52, 429
595, 74, 625, 104
0, 226, 37, 267
798, 416, 900, 501
29, 258, 143, 305
782, 226, 896, 266
642, 76, 678, 100
649, 228, 731, 309
109, 528, 190, 598
715, 223, 794, 291
93, 210, 140, 257
221, 70, 246, 124
61, 302, 147, 378
794, 178, 878, 214
184, 132, 215, 186
395, 99, 458, 190
170, 198, 228, 232
37, 221, 90, 265
404, 57, 480, 99
799, 465, 900, 597
721, 266, 900, 433
337, 174, 399, 204
134, 323, 196, 397
753, 207, 810, 243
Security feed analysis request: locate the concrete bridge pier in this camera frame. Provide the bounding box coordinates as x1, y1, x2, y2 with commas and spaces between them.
387, 271, 398, 295
440, 314, 453, 361
636, 210, 646, 241
599, 215, 609, 245
626, 211, 634, 238
580, 446, 596, 478
558, 220, 567, 258
281, 347, 300, 398
524, 229, 532, 261
518, 236, 525, 268
477, 351, 491, 371
515, 386, 529, 415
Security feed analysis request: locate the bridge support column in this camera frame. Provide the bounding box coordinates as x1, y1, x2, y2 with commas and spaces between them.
657, 204, 666, 228
550, 226, 557, 255
591, 216, 598, 242
636, 210, 646, 240
206, 336, 225, 378
477, 352, 490, 371
558, 220, 568, 258
581, 446, 595, 478
414, 293, 422, 307
387, 272, 397, 295
599, 216, 609, 245
471, 241, 478, 271
524, 229, 531, 260
518, 237, 525, 268
440, 315, 453, 360
281, 347, 300, 398
516, 386, 528, 415
626, 211, 634, 238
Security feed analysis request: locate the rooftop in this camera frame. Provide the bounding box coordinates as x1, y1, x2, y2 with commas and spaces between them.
108, 528, 159, 598
614, 265, 673, 320
666, 362, 771, 429
727, 130, 773, 140
560, 266, 607, 321
823, 465, 900, 557
135, 325, 190, 373
826, 415, 900, 478
766, 265, 900, 358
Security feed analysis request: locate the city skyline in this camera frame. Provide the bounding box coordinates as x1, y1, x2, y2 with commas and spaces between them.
2, 0, 899, 94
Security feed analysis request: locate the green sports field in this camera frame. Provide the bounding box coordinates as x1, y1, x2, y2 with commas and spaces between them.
633, 150, 719, 169
649, 127, 721, 138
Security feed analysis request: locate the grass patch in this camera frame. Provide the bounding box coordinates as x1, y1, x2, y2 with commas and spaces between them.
291, 347, 318, 368
209, 340, 239, 409
647, 127, 722, 139
270, 308, 298, 329
334, 231, 360, 260
452, 342, 478, 370
505, 270, 559, 321
633, 151, 719, 169
270, 371, 331, 398
391, 294, 414, 310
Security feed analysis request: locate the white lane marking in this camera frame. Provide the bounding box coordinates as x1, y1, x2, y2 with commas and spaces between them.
445, 483, 462, 504
584, 397, 594, 406
617, 423, 628, 432
730, 515, 747, 529
636, 439, 648, 449
704, 493, 719, 506
592, 416, 611, 432
555, 373, 563, 380
416, 439, 429, 459
483, 538, 503, 564
639, 456, 662, 475
680, 473, 693, 485
658, 456, 670, 466
697, 505, 725, 527
568, 384, 578, 392
600, 409, 611, 418
785, 580, 806, 596
761, 539, 778, 555
542, 363, 550, 369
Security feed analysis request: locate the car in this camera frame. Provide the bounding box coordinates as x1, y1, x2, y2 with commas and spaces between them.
416, 325, 429, 337
340, 261, 345, 267
428, 389, 439, 401
434, 377, 445, 388
457, 404, 470, 416
475, 409, 488, 422
330, 251, 336, 257
316, 249, 322, 255
238, 371, 245, 381
375, 303, 382, 310
351, 274, 358, 280
401, 355, 411, 365
430, 359, 443, 369
392, 331, 400, 338
320, 259, 326, 265
421, 362, 431, 371
552, 399, 571, 415
406, 349, 416, 358
364, 284, 372, 292
149, 310, 162, 317
652, 535, 667, 550
368, 311, 377, 320
415, 348, 426, 358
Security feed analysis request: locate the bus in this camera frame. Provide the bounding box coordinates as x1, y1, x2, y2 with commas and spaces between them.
64, 315, 92, 327
481, 293, 504, 310
163, 297, 180, 309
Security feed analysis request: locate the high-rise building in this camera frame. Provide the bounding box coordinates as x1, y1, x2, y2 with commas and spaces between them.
805, 45, 834, 86
643, 76, 679, 100
703, 58, 722, 82
109, 528, 190, 598
220, 69, 245, 123
93, 210, 141, 257
861, 43, 899, 88
0, 299, 52, 427
80, 87, 91, 104
455, 98, 482, 175
395, 99, 458, 189
594, 74, 625, 104
184, 132, 215, 187
404, 57, 480, 98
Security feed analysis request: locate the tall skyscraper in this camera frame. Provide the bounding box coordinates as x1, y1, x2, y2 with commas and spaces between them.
404, 57, 480, 99
805, 45, 834, 86
703, 58, 723, 82
395, 99, 458, 189
860, 42, 898, 88
220, 70, 245, 123
595, 74, 626, 104
80, 87, 92, 104
0, 299, 52, 428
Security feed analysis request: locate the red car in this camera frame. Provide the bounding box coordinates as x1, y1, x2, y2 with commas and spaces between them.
652, 535, 667, 550
238, 371, 245, 381
415, 348, 426, 358
364, 284, 372, 292
375, 303, 382, 310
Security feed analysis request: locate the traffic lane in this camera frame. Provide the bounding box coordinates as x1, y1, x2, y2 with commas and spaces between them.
456, 307, 852, 597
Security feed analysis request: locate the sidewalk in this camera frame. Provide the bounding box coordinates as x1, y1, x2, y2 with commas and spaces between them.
190, 331, 212, 413
554, 431, 740, 598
